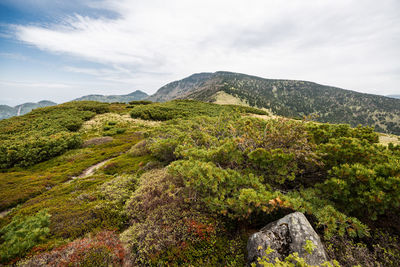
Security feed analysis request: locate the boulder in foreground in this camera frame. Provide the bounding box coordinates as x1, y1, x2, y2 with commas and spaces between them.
247, 212, 328, 266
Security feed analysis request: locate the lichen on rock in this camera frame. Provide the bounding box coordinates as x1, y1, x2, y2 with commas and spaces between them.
247, 212, 328, 266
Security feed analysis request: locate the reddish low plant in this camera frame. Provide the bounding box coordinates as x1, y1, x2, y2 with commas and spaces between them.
186, 219, 215, 241
20, 231, 126, 267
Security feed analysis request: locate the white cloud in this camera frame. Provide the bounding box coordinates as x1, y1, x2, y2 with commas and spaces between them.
11, 0, 400, 95
0, 80, 71, 88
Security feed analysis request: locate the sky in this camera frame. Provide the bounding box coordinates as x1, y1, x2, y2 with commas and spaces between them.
0, 0, 399, 106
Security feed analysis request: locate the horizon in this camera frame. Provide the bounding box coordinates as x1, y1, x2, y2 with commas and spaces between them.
1, 0, 400, 106
1, 70, 400, 107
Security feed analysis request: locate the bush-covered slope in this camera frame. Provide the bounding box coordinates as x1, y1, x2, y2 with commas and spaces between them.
0, 100, 399, 266
130, 99, 267, 121
0, 101, 109, 169
149, 71, 400, 135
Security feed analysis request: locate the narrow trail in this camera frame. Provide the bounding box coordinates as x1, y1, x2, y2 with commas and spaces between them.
1, 158, 118, 218
68, 158, 114, 182
0, 209, 10, 218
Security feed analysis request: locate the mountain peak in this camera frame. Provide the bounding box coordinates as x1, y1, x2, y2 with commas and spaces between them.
126, 90, 148, 97
147, 71, 400, 135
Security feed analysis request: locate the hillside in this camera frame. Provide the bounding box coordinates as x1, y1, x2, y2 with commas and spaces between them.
74, 90, 148, 103
149, 71, 400, 135
147, 73, 213, 102
0, 91, 148, 121
0, 100, 56, 120
0, 100, 399, 266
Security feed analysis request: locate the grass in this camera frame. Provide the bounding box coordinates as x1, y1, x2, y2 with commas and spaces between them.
0, 109, 161, 213
2, 100, 398, 265
379, 133, 400, 146
0, 133, 137, 212
130, 99, 268, 121
0, 103, 160, 260
213, 91, 250, 106
0, 139, 154, 257
0, 113, 148, 209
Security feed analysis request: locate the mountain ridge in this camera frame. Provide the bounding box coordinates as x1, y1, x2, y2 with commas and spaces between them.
0, 100, 57, 120
74, 90, 148, 103
0, 90, 149, 120
148, 71, 400, 134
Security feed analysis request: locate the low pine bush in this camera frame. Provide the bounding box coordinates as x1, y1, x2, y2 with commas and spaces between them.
0, 210, 50, 263
0, 101, 109, 169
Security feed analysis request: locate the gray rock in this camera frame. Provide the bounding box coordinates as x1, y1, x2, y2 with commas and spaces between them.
247, 212, 328, 266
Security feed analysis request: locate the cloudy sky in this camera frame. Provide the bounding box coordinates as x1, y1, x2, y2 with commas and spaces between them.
0, 0, 399, 106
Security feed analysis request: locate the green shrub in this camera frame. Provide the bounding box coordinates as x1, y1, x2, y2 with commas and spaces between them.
130, 100, 267, 121
116, 128, 126, 134
1, 99, 398, 265
0, 101, 109, 169
253, 244, 341, 267
149, 116, 320, 185
0, 132, 82, 169
128, 100, 153, 105
168, 160, 274, 219
146, 114, 376, 239
122, 169, 246, 265
319, 161, 400, 220
317, 137, 385, 169
0, 210, 50, 263
306, 123, 379, 144
248, 148, 296, 184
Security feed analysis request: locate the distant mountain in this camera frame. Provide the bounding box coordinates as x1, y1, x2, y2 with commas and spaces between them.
387, 95, 400, 99
74, 90, 148, 103
0, 105, 16, 120
147, 73, 213, 102
0, 100, 57, 120
0, 90, 148, 120
149, 71, 400, 135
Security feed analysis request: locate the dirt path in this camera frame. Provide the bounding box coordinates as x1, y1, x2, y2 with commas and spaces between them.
0, 209, 10, 218
69, 158, 113, 182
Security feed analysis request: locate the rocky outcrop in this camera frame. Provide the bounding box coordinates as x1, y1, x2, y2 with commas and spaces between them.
247, 212, 328, 266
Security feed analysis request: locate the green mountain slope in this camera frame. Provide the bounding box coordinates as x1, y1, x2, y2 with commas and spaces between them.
0, 100, 399, 266
146, 73, 214, 102
0, 100, 56, 120
149, 71, 400, 135
74, 90, 148, 103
